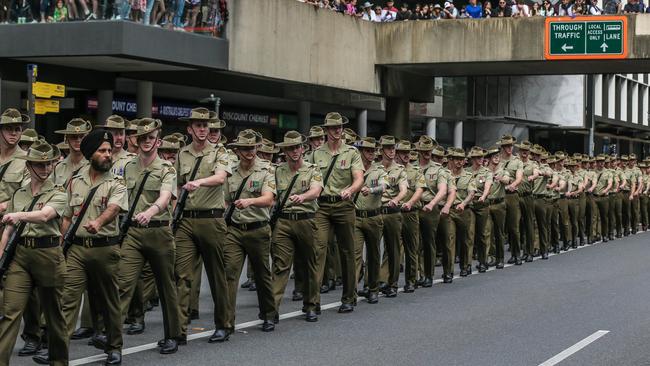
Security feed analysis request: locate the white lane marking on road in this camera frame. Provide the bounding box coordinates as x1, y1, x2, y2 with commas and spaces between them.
538, 330, 610, 366
70, 240, 606, 365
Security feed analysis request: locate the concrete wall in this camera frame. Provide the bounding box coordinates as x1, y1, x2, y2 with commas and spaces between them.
227, 0, 380, 94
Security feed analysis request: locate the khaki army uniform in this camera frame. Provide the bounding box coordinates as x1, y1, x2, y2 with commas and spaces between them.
615, 166, 627, 236
566, 169, 581, 247
224, 158, 277, 327
310, 141, 364, 307
61, 166, 128, 353
631, 164, 643, 233
0, 180, 68, 366
119, 155, 181, 341
354, 162, 386, 295
174, 142, 231, 337
640, 168, 650, 230
378, 161, 407, 291
398, 162, 426, 287
271, 160, 323, 314
447, 169, 476, 274
519, 158, 538, 259
608, 165, 620, 238
585, 167, 600, 241
594, 165, 613, 241
557, 166, 572, 248
111, 149, 136, 177
532, 162, 553, 255
499, 154, 524, 260
52, 155, 88, 186
471, 165, 493, 267
418, 161, 451, 280
575, 166, 588, 245
486, 165, 509, 264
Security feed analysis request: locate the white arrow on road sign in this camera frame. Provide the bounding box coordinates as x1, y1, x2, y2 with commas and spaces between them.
600, 42, 608, 52
561, 44, 574, 52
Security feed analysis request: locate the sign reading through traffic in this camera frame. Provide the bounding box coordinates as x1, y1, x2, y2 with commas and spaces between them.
544, 16, 628, 60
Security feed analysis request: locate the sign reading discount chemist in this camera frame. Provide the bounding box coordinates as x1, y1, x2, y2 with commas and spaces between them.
544, 16, 628, 60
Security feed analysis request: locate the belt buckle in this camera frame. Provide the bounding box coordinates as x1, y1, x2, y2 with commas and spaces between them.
360, 211, 367, 218
83, 237, 93, 248
26, 237, 35, 248
290, 213, 298, 221
240, 223, 248, 231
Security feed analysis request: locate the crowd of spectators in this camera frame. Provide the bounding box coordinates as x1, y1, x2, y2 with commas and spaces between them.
0, 0, 228, 35
298, 0, 648, 19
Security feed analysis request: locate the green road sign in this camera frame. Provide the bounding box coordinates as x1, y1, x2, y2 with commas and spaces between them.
545, 16, 628, 60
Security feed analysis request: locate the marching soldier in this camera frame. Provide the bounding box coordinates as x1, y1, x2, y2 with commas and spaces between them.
354, 137, 386, 303
125, 121, 139, 154
309, 112, 364, 313
224, 129, 277, 332
565, 159, 583, 249
118, 118, 181, 354
573, 154, 588, 246
590, 155, 613, 242
468, 147, 492, 272
485, 146, 509, 268
629, 154, 643, 234
305, 126, 326, 162
394, 140, 425, 292
585, 156, 600, 243
271, 131, 323, 321
58, 130, 127, 366
0, 141, 68, 366
159, 134, 184, 164
614, 156, 628, 237
52, 118, 91, 186
418, 139, 451, 284
377, 136, 408, 297
552, 153, 572, 251
515, 141, 537, 262
174, 107, 231, 343
446, 147, 476, 278
530, 145, 554, 259
497, 135, 524, 265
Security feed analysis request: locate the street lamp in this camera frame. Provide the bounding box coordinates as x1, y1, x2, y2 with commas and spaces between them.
199, 94, 221, 115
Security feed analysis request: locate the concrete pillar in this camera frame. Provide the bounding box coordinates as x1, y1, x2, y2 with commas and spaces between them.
607, 75, 615, 119
385, 97, 410, 139
136, 81, 153, 118
425, 117, 436, 140
297, 101, 310, 134
453, 120, 463, 148
97, 89, 113, 124
356, 109, 368, 137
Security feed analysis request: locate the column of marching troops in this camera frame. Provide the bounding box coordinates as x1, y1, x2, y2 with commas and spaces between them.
0, 107, 649, 365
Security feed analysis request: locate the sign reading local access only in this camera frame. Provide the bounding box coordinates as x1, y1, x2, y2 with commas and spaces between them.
544, 16, 628, 60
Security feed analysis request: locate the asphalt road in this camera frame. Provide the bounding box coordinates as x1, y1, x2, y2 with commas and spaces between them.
11, 231, 650, 366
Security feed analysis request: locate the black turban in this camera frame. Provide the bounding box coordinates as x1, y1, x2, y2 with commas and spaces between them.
80, 130, 113, 160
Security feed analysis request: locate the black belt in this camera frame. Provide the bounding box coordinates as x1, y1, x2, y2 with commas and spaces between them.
488, 198, 504, 204
533, 194, 547, 198
356, 208, 382, 218
228, 221, 268, 231
380, 207, 401, 215
132, 220, 170, 229
319, 196, 342, 204
72, 236, 120, 248
183, 209, 224, 219
519, 192, 532, 197
278, 212, 315, 221
506, 191, 518, 195
19, 236, 59, 249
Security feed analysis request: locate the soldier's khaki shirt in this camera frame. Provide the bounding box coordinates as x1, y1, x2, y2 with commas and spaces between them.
310, 142, 364, 197
402, 163, 427, 209
420, 162, 451, 204
471, 166, 493, 199
0, 148, 28, 203
519, 159, 538, 194
53, 155, 88, 187
124, 156, 177, 221
584, 169, 597, 189
487, 165, 510, 200
228, 159, 276, 224
451, 169, 477, 206
633, 167, 643, 186
559, 168, 572, 194
381, 162, 407, 205
499, 154, 523, 186
176, 143, 231, 211
623, 168, 637, 190
594, 168, 613, 195
7, 180, 66, 238
355, 162, 387, 211
532, 163, 553, 196
64, 166, 128, 238
111, 149, 136, 177
567, 172, 582, 193
275, 161, 323, 214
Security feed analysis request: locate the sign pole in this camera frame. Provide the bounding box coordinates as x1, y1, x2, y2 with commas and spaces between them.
26, 64, 37, 129
586, 74, 595, 156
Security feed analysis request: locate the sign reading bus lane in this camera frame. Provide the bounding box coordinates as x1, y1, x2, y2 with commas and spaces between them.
545, 16, 627, 60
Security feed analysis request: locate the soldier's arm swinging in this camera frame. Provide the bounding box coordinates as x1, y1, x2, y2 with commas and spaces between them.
290, 183, 322, 204
404, 187, 424, 210
235, 190, 274, 209
0, 225, 13, 253
604, 178, 613, 195
83, 203, 120, 235
341, 170, 364, 200
1, 205, 58, 226
441, 187, 456, 215
134, 190, 172, 226
507, 168, 524, 191
183, 170, 227, 191
427, 183, 447, 208
391, 180, 409, 207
